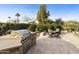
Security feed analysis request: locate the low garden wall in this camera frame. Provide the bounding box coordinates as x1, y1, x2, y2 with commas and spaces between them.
19, 32, 36, 54
0, 32, 36, 54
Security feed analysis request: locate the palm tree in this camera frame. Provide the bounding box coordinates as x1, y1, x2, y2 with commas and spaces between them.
8, 16, 11, 20
15, 13, 20, 23
7, 16, 11, 23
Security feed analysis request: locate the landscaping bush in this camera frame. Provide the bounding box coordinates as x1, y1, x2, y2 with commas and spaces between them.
28, 24, 37, 32
0, 23, 30, 35
47, 23, 57, 31
37, 25, 48, 32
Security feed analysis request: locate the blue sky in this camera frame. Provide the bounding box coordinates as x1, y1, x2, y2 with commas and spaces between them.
0, 4, 79, 22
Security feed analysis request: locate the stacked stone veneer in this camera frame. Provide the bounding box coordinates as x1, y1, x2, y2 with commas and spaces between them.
19, 32, 36, 54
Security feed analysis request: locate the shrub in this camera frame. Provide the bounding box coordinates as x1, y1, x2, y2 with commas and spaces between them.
28, 24, 37, 32
0, 23, 30, 35
47, 23, 57, 30
37, 25, 48, 32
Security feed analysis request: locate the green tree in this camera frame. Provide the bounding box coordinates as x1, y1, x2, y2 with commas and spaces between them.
37, 4, 50, 25
55, 18, 63, 35
56, 18, 63, 29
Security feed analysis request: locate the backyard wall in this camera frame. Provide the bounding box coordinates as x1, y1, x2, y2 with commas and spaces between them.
19, 32, 36, 54
0, 32, 36, 54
